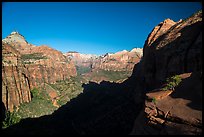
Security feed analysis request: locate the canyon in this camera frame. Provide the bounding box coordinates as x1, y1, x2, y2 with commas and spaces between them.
2, 10, 202, 135
2, 31, 143, 113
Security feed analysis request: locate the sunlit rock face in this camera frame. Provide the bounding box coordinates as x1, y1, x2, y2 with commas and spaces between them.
92, 48, 143, 72
64, 52, 98, 68
2, 42, 31, 112
64, 48, 143, 73
2, 32, 77, 112
2, 31, 34, 54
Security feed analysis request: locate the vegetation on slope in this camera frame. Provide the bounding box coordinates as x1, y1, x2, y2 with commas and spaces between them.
76, 66, 92, 75
50, 76, 84, 106
21, 53, 48, 64
84, 69, 132, 82
16, 87, 57, 119
162, 75, 182, 91
2, 75, 86, 129
2, 111, 21, 129
2, 68, 132, 129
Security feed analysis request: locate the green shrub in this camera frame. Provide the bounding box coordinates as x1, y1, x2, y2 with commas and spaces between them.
30, 87, 45, 100
152, 97, 157, 104
57, 98, 65, 106
23, 61, 33, 64
162, 75, 182, 91
31, 88, 39, 98
109, 58, 117, 61
21, 53, 47, 60
76, 66, 91, 75
87, 69, 131, 82
49, 77, 84, 107
2, 111, 21, 129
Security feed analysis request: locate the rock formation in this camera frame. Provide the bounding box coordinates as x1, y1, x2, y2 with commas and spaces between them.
2, 42, 31, 112
64, 48, 143, 72
2, 32, 77, 112
131, 10, 202, 135
142, 10, 202, 90
23, 45, 77, 89
2, 31, 34, 54
92, 48, 143, 72
131, 72, 202, 135
64, 52, 98, 68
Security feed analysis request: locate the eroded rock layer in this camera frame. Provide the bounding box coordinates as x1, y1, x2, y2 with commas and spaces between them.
2, 32, 77, 112
2, 43, 31, 112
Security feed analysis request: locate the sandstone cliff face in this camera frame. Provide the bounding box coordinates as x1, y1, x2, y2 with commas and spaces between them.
64, 52, 98, 68
142, 11, 202, 89
2, 32, 77, 112
2, 42, 31, 112
2, 31, 34, 54
23, 45, 77, 89
131, 10, 202, 135
92, 48, 143, 72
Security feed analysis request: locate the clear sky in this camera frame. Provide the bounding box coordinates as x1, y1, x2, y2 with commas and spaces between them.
2, 2, 202, 55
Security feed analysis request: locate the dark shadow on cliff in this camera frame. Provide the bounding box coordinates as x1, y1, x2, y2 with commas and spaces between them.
143, 20, 202, 92
170, 71, 202, 111
2, 62, 146, 135
149, 21, 202, 112
1, 102, 6, 122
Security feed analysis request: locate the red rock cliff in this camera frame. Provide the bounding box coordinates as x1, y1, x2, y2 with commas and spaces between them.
2, 32, 77, 112
2, 42, 31, 112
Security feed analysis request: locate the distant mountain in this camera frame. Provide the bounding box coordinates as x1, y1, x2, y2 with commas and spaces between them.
3, 31, 28, 44
64, 48, 143, 83
64, 48, 143, 72
92, 48, 143, 72
64, 52, 98, 68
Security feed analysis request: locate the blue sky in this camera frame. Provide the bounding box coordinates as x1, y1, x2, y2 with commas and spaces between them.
2, 2, 201, 55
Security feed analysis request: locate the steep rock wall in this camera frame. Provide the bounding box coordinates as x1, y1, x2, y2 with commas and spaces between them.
2, 43, 31, 112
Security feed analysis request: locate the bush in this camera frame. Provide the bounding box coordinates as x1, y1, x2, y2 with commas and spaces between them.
49, 77, 83, 107
152, 98, 157, 104
109, 58, 117, 61
21, 53, 47, 60
162, 75, 182, 91
88, 69, 131, 82
57, 98, 65, 106
76, 66, 91, 75
2, 111, 21, 129
31, 88, 39, 98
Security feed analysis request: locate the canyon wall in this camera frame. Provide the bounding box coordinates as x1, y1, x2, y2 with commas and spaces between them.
2, 43, 31, 112
131, 10, 202, 135
142, 11, 202, 89
2, 32, 77, 112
